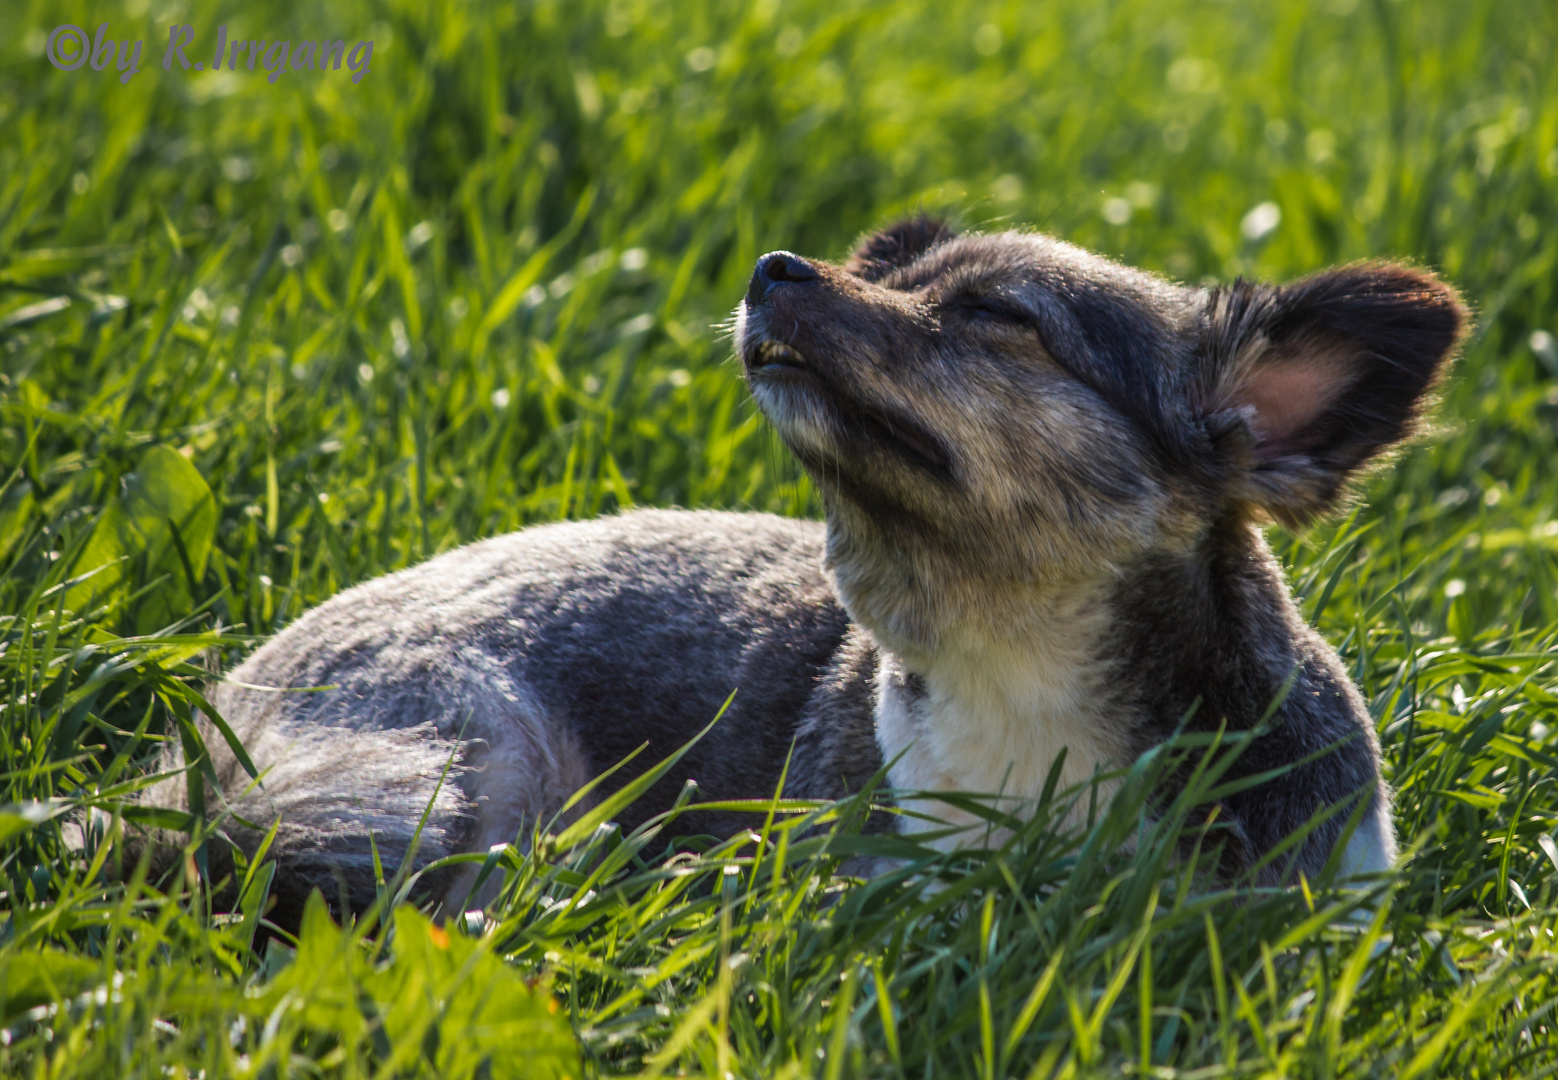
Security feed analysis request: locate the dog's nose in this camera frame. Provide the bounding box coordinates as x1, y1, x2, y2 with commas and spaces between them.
747, 251, 817, 307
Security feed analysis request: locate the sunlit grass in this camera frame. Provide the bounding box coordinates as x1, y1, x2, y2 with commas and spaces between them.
3, 0, 1558, 1074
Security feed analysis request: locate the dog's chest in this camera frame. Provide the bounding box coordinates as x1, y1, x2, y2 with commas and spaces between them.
873, 613, 1125, 849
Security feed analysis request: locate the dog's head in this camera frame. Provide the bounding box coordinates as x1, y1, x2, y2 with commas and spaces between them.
735, 218, 1467, 647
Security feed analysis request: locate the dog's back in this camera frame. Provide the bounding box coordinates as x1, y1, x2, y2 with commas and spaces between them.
155, 510, 881, 922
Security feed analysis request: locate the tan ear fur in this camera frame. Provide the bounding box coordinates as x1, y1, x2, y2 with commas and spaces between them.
1225, 339, 1359, 458
1199, 264, 1468, 527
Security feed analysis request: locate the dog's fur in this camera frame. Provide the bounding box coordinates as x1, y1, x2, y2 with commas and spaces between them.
145, 220, 1466, 924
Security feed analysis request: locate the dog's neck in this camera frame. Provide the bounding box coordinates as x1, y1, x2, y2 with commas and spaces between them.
829, 536, 1130, 849
826, 513, 1315, 852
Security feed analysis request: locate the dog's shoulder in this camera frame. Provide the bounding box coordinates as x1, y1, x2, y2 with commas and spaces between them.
784, 624, 884, 803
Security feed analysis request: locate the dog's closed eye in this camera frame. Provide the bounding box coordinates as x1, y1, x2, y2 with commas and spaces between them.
948, 296, 1032, 326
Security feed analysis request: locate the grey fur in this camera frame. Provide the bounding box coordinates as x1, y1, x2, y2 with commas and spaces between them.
147, 222, 1466, 922
154, 511, 878, 921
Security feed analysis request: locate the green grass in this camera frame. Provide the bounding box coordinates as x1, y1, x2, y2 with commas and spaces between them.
4, 0, 1558, 1074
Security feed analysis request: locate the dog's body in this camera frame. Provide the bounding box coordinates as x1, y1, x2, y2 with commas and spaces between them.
184, 511, 879, 922
154, 221, 1465, 922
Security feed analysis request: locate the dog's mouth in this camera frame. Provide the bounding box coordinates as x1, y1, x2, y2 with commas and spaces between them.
747, 338, 809, 373
743, 335, 950, 474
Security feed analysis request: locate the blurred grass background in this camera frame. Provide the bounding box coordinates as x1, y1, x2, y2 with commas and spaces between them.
3, 0, 1558, 1075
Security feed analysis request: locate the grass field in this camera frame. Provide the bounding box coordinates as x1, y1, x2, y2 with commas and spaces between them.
4, 0, 1558, 1075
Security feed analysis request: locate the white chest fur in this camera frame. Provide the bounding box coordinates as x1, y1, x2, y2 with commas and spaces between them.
873, 596, 1126, 852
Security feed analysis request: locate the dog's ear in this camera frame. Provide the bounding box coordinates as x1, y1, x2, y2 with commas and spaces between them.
1199, 263, 1468, 526
845, 216, 957, 282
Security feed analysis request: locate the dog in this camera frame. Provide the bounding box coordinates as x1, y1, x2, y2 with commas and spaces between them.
146, 218, 1466, 924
